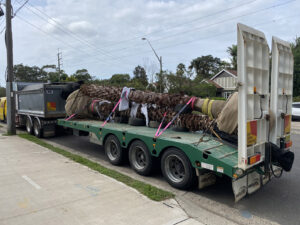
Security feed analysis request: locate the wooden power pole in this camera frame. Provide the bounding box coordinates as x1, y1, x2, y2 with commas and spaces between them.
5, 0, 16, 135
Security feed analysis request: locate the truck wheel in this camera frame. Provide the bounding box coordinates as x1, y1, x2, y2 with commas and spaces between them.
104, 135, 123, 165
129, 140, 153, 176
128, 118, 145, 126
26, 117, 33, 134
33, 119, 43, 138
161, 148, 196, 189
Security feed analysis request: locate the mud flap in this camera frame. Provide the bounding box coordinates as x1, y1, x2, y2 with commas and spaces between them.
196, 169, 216, 189
232, 175, 247, 202
232, 171, 262, 202
247, 171, 261, 194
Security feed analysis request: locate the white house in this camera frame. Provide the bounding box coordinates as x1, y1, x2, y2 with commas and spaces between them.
210, 69, 237, 98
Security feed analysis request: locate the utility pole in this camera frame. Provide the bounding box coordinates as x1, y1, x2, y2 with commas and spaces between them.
142, 38, 163, 92
5, 0, 16, 135
57, 49, 62, 82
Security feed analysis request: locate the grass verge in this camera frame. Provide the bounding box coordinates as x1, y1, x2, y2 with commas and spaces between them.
18, 133, 174, 201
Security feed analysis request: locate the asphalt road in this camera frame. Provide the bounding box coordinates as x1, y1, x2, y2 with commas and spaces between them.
1, 122, 299, 225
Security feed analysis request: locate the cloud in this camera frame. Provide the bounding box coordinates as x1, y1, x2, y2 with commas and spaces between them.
0, 0, 299, 86
68, 20, 96, 36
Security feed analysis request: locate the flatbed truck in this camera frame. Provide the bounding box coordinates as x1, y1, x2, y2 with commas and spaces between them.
39, 24, 294, 201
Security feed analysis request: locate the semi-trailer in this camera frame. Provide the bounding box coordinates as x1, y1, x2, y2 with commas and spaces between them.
17, 24, 295, 201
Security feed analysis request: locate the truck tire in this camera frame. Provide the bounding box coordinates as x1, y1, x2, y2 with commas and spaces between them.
33, 118, 43, 138
129, 140, 153, 176
26, 117, 33, 134
114, 116, 128, 124
149, 121, 160, 128
161, 148, 196, 189
128, 118, 145, 126
104, 135, 123, 165
171, 126, 188, 132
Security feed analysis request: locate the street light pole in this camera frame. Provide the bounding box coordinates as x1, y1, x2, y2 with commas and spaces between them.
5, 0, 16, 135
142, 38, 163, 92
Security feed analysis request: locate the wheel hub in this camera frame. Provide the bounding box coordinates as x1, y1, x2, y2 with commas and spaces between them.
133, 147, 147, 169
165, 155, 186, 183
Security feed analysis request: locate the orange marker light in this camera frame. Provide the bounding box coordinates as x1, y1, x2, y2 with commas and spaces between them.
248, 154, 261, 165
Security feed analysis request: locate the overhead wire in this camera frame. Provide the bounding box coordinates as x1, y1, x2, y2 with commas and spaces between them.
88, 0, 294, 56
106, 0, 296, 60
53, 0, 296, 64
66, 13, 298, 70
14, 14, 133, 70
102, 0, 258, 48
21, 0, 135, 65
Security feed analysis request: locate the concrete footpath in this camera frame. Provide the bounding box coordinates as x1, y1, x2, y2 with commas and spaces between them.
0, 135, 202, 225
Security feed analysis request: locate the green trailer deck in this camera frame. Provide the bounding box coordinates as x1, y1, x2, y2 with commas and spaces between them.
58, 119, 240, 178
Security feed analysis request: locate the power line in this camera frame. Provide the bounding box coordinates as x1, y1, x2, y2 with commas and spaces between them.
102, 0, 258, 48
49, 0, 296, 62
22, 0, 134, 65
111, 12, 299, 62
0, 0, 28, 33
105, 0, 296, 58
62, 13, 298, 70
14, 14, 132, 70
152, 0, 296, 43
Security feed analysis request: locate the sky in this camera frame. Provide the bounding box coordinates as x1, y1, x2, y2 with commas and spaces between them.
0, 0, 299, 86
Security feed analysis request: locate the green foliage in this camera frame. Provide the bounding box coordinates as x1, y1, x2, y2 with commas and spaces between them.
188, 55, 228, 80
210, 96, 226, 100
133, 65, 148, 86
293, 96, 300, 102
291, 37, 300, 96
227, 44, 237, 70
13, 64, 70, 83
72, 69, 92, 82
110, 74, 130, 87
155, 71, 167, 93
190, 83, 217, 97
0, 86, 5, 97
14, 64, 47, 82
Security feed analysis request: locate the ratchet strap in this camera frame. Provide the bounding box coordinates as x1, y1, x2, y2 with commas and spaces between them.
101, 91, 127, 127
154, 96, 196, 138
65, 113, 76, 121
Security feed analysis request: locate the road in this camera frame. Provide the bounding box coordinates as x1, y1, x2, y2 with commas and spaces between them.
1, 122, 299, 225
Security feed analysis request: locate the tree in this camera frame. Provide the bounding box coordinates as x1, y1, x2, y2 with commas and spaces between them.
291, 37, 300, 96
0, 86, 5, 97
166, 63, 190, 94
133, 65, 148, 86
13, 64, 47, 82
189, 55, 225, 80
72, 69, 92, 82
155, 71, 167, 93
227, 44, 237, 70
110, 74, 130, 87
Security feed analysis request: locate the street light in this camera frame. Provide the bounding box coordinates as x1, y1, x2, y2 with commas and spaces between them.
142, 37, 163, 92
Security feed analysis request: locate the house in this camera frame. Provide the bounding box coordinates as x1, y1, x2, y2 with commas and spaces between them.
208, 69, 237, 98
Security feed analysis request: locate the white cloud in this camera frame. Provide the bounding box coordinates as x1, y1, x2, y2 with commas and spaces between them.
68, 20, 96, 36
0, 0, 299, 86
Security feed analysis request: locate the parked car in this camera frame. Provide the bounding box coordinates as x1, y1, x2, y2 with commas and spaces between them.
292, 102, 300, 120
